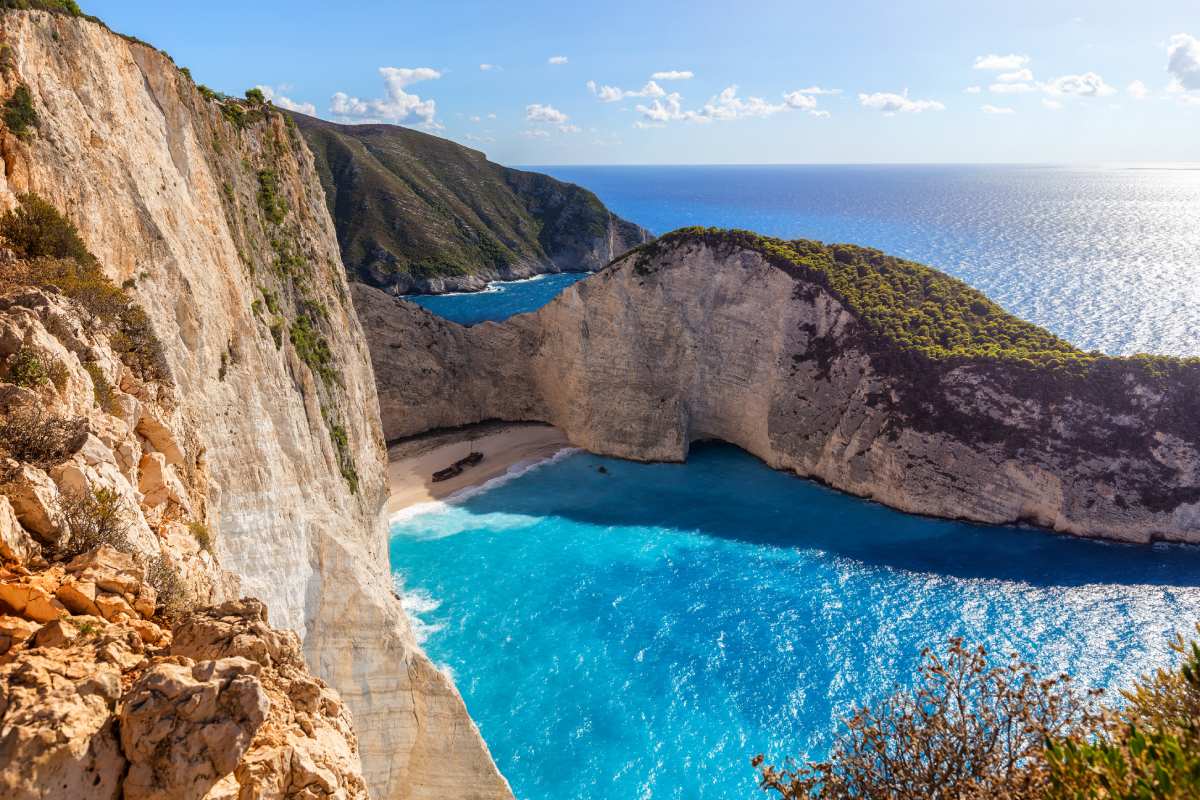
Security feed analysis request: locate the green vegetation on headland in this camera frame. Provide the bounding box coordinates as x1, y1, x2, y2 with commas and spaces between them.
629, 227, 1198, 379
756, 630, 1200, 799
290, 112, 647, 290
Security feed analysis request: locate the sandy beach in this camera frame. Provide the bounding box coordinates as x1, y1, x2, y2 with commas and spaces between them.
386, 422, 572, 517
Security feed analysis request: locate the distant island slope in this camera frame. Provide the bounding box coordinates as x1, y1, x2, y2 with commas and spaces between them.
292, 112, 650, 294
358, 227, 1200, 543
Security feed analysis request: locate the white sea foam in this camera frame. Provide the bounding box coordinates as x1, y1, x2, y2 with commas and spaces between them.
393, 581, 445, 644
389, 446, 581, 526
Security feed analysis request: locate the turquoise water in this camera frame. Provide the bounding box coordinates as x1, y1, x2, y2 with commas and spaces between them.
391, 445, 1200, 800
419, 165, 1200, 355
389, 165, 1200, 798
405, 273, 589, 326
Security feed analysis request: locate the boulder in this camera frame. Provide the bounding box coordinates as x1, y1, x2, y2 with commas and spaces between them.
0, 613, 38, 654
0, 649, 126, 800
120, 657, 269, 800
170, 598, 298, 669
0, 495, 38, 564
66, 545, 142, 595
135, 408, 185, 467
138, 450, 191, 511
55, 578, 100, 616
0, 580, 68, 622
94, 591, 135, 622
6, 465, 61, 543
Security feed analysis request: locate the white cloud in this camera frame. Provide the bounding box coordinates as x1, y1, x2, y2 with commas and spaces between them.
996, 68, 1034, 83
255, 85, 316, 116
487, 112, 497, 119
1127, 80, 1149, 99
548, 55, 569, 65
1041, 72, 1115, 97
1167, 33, 1200, 91
989, 82, 1037, 94
521, 129, 550, 138
330, 67, 441, 126
469, 115, 482, 122
782, 90, 817, 110
694, 86, 787, 120
787, 85, 842, 96
651, 70, 694, 80
1042, 98, 1063, 110
636, 92, 687, 123
858, 90, 945, 114
632, 85, 829, 125
479, 63, 499, 72
982, 104, 1015, 114
964, 85, 982, 94
464, 133, 494, 143
559, 124, 581, 133
587, 80, 666, 103
974, 54, 1029, 71
526, 103, 568, 124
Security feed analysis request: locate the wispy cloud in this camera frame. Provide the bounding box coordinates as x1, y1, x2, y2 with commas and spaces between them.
1041, 72, 1115, 97
479, 63, 500, 72
548, 55, 569, 65
973, 54, 1029, 71
587, 79, 666, 103
330, 67, 441, 127
788, 86, 842, 96
1126, 80, 1149, 99
858, 90, 945, 114
651, 70, 694, 80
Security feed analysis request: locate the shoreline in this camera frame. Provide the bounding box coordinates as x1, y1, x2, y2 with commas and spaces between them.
386, 422, 573, 518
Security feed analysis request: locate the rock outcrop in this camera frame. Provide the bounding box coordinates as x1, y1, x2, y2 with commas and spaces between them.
0, 8, 509, 799
294, 112, 651, 295
358, 228, 1200, 544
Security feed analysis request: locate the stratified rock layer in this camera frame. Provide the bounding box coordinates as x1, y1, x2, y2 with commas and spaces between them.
358, 232, 1200, 544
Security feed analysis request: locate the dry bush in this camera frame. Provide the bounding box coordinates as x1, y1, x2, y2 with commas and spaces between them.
144, 553, 192, 620
55, 486, 131, 559
754, 639, 1099, 800
0, 405, 82, 469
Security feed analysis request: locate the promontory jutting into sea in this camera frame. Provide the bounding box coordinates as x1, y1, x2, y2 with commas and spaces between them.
1, 3, 1198, 800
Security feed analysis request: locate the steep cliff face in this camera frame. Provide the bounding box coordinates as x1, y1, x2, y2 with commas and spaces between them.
294, 112, 651, 294
359, 230, 1200, 544
0, 9, 509, 799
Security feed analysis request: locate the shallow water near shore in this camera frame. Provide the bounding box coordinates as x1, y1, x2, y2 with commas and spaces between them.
389, 443, 1200, 800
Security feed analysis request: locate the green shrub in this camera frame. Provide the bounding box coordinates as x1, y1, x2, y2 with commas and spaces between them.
289, 314, 335, 385
56, 486, 131, 559
1044, 630, 1200, 798
244, 87, 265, 105
257, 169, 287, 224
197, 84, 218, 102
144, 553, 191, 619
83, 361, 114, 411
0, 195, 171, 384
2, 84, 37, 138
329, 423, 358, 494
0, 193, 92, 263
188, 520, 211, 553
6, 347, 48, 387
0, 0, 82, 16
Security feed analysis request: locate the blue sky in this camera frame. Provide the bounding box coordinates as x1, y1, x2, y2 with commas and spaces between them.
87, 0, 1200, 166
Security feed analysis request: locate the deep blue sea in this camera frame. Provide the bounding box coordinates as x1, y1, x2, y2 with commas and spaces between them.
390, 165, 1200, 799
411, 164, 1200, 356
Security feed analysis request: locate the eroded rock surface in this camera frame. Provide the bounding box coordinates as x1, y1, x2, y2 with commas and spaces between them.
359, 232, 1200, 544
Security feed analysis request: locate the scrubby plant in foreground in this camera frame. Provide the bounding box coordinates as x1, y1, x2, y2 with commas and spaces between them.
756, 630, 1200, 799
55, 485, 131, 559
0, 405, 81, 469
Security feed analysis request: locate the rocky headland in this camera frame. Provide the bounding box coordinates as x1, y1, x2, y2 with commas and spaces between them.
360, 228, 1200, 544
293, 112, 650, 295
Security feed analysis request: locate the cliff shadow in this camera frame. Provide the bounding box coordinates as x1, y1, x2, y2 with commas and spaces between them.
449, 441, 1200, 590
